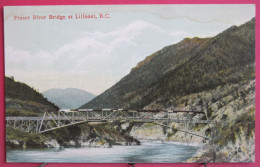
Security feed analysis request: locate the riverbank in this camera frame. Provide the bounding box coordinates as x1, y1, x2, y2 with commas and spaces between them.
6, 122, 140, 149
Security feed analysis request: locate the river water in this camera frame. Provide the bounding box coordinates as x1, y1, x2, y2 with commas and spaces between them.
6, 140, 201, 163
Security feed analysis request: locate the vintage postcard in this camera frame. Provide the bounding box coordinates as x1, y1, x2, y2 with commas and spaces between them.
4, 5, 255, 163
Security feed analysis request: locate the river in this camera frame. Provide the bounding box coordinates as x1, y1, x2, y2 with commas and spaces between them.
6, 140, 201, 163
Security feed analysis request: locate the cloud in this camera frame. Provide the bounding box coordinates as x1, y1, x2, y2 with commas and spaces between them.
50, 20, 159, 71
5, 20, 163, 94
5, 47, 54, 71
7, 20, 158, 70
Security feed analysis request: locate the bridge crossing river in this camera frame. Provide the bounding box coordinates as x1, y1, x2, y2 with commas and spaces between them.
6, 109, 213, 139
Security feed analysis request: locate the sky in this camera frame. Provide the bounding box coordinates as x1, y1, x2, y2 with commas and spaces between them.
4, 5, 255, 95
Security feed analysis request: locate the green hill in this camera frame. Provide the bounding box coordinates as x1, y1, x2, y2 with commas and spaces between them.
5, 76, 59, 116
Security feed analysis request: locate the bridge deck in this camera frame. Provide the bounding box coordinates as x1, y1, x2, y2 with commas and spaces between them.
5, 116, 211, 123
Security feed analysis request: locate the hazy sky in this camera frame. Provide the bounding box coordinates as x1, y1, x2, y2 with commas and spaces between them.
4, 5, 255, 95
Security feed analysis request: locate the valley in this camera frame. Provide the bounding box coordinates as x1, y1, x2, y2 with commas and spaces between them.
5, 18, 255, 163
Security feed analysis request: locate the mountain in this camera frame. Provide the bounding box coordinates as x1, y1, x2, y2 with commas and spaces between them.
5, 76, 59, 116
43, 88, 96, 109
81, 18, 255, 109
79, 18, 255, 162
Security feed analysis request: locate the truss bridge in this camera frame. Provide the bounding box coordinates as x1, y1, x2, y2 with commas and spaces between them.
6, 108, 213, 139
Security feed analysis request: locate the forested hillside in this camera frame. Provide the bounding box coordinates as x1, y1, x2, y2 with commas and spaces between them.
5, 76, 59, 116
82, 18, 255, 109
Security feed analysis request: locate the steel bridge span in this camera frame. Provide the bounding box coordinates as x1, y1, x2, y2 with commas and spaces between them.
6, 109, 213, 139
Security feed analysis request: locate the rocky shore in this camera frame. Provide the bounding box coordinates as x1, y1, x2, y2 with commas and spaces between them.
6, 122, 140, 149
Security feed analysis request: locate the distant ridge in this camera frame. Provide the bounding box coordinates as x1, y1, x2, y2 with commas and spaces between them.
43, 88, 96, 109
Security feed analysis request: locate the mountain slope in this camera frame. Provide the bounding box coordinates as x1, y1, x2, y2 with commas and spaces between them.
81, 18, 255, 109
5, 76, 59, 116
43, 88, 95, 109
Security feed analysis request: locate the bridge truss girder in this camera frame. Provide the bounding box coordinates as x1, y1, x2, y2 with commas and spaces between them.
6, 109, 212, 139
